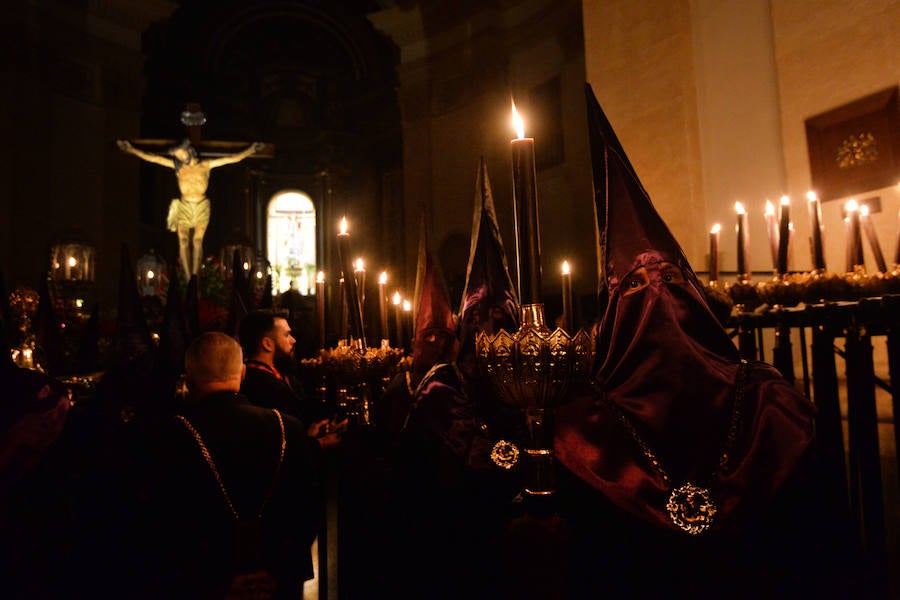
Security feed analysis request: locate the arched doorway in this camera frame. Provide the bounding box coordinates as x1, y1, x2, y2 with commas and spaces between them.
267, 189, 316, 295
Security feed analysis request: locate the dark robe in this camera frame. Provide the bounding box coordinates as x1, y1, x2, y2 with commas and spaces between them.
241, 361, 313, 426
391, 362, 520, 599
552, 364, 860, 598
553, 448, 857, 598
138, 392, 322, 599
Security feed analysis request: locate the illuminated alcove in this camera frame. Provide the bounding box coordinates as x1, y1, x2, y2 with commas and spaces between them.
267, 190, 316, 295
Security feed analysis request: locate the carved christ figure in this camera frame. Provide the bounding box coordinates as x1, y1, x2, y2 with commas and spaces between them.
117, 139, 263, 277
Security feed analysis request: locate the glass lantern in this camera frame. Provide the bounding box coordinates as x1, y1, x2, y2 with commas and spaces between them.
221, 228, 255, 279
136, 249, 167, 297
48, 232, 96, 321
50, 242, 96, 283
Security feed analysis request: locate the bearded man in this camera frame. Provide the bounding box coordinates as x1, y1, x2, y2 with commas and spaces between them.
239, 310, 324, 434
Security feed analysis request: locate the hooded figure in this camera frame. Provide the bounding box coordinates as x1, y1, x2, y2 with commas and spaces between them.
225, 250, 251, 339
388, 216, 514, 599
457, 157, 520, 379
552, 86, 850, 597
33, 276, 65, 376
380, 216, 462, 434
151, 264, 192, 415
456, 158, 525, 445
184, 274, 201, 341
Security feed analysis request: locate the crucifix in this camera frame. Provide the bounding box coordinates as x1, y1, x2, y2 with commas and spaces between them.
117, 103, 273, 279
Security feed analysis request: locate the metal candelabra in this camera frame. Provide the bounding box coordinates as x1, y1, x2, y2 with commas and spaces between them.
476, 303, 593, 497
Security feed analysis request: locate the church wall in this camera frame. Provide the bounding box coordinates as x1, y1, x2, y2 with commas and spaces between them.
582, 0, 706, 267
2, 1, 175, 313
583, 0, 899, 277
771, 0, 899, 275
690, 0, 787, 275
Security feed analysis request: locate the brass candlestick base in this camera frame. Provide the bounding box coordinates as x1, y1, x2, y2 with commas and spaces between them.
476, 303, 594, 496
756, 272, 805, 308
725, 278, 761, 312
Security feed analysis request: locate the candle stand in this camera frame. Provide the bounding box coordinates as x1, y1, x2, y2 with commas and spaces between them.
9, 286, 42, 371
725, 293, 900, 593
476, 303, 593, 497
301, 340, 407, 429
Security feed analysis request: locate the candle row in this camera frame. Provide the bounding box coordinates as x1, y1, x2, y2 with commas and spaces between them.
320, 217, 414, 350
322, 216, 578, 347
708, 192, 897, 282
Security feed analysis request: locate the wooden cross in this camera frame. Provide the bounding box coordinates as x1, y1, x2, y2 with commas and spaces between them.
126, 102, 274, 158
119, 102, 273, 278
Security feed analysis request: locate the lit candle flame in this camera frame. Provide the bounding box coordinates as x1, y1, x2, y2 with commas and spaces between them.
339, 216, 348, 235
807, 191, 818, 202
392, 291, 401, 305
846, 199, 859, 212
316, 271, 325, 284
780, 195, 790, 206
735, 201, 745, 215
860, 204, 870, 217
242, 261, 250, 271
764, 200, 775, 216
68, 256, 77, 268
711, 224, 721, 235
511, 99, 525, 139
354, 258, 365, 272
402, 299, 411, 312
561, 260, 570, 276
379, 271, 388, 285
147, 270, 155, 279
256, 271, 263, 279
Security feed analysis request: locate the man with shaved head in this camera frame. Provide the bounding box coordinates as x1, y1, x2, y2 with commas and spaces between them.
184, 331, 246, 395
143, 332, 322, 598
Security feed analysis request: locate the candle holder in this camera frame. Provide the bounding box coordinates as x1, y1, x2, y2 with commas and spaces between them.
703, 281, 735, 326
476, 303, 593, 497
883, 267, 900, 295
8, 286, 43, 371
300, 341, 407, 429
725, 277, 762, 312
842, 266, 887, 300
756, 272, 806, 308
801, 269, 850, 304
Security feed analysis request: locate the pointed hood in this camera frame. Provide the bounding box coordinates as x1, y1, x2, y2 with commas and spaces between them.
155, 264, 190, 378
412, 214, 458, 374
0, 267, 10, 332
34, 276, 65, 375
232, 249, 253, 311
226, 250, 250, 339
73, 303, 100, 374
258, 275, 274, 309
151, 265, 190, 416
0, 268, 13, 371
113, 244, 153, 362
587, 86, 692, 291
457, 158, 519, 379
554, 85, 813, 533
184, 274, 201, 339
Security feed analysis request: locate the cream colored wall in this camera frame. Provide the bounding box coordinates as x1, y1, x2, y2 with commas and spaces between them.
582, 0, 707, 266
583, 0, 899, 276
690, 0, 786, 275
772, 0, 899, 274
